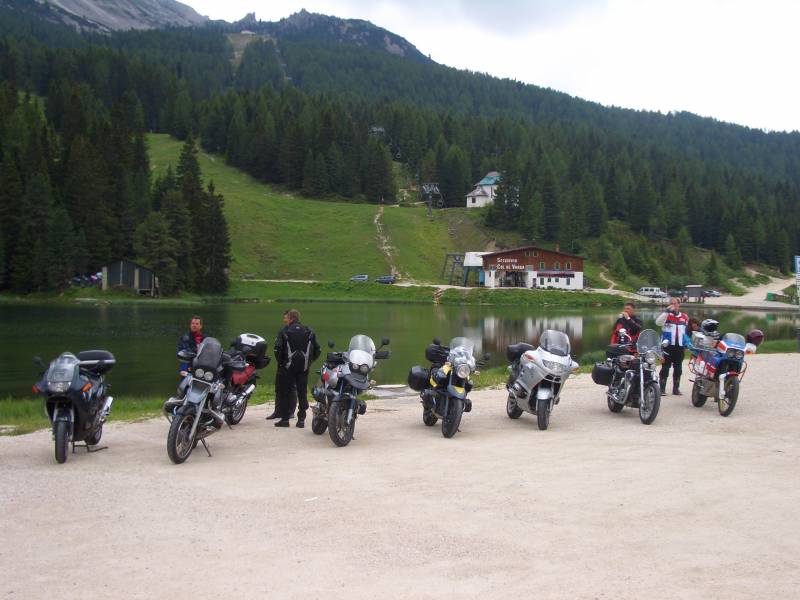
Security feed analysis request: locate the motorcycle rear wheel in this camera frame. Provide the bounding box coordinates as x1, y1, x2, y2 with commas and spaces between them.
54, 421, 69, 464
607, 395, 624, 413
225, 396, 248, 426
167, 413, 197, 464
639, 381, 661, 425
423, 408, 438, 426
311, 414, 328, 435
691, 381, 707, 407
506, 396, 523, 419
328, 402, 355, 447
536, 398, 550, 430
441, 398, 464, 438
718, 377, 739, 417
85, 424, 103, 446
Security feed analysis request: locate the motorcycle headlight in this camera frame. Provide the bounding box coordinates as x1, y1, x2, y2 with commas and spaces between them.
359, 364, 370, 375
735, 350, 744, 360
645, 350, 657, 365
195, 369, 205, 379
204, 370, 214, 381
455, 363, 471, 379
726, 348, 736, 358
48, 381, 70, 393
542, 360, 568, 374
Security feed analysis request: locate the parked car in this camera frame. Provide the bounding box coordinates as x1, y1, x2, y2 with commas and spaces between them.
636, 287, 667, 298
704, 289, 722, 297
349, 274, 369, 282
375, 275, 396, 284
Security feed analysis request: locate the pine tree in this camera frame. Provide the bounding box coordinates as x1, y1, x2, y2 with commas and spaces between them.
312, 152, 329, 196
47, 202, 77, 288
704, 251, 722, 287
0, 153, 23, 267
362, 137, 396, 202
302, 149, 316, 197
724, 233, 742, 270
327, 143, 345, 194
161, 190, 194, 292
134, 212, 179, 295
192, 183, 230, 293
11, 173, 53, 293
0, 227, 5, 288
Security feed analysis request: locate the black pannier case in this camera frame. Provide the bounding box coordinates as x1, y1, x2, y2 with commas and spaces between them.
233, 333, 269, 369
591, 362, 614, 386
407, 366, 430, 392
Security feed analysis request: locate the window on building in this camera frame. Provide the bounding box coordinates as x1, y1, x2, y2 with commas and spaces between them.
547, 277, 552, 282
554, 261, 560, 270
471, 198, 476, 204
566, 261, 572, 270
539, 261, 545, 270
565, 279, 570, 286
555, 278, 559, 283
524, 251, 529, 257
533, 250, 539, 257
539, 277, 544, 285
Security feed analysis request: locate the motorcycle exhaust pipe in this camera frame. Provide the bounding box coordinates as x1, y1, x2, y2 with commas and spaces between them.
206, 408, 225, 428
100, 396, 113, 420
242, 383, 256, 399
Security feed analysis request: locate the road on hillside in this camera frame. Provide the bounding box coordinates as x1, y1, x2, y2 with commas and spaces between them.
2, 354, 798, 599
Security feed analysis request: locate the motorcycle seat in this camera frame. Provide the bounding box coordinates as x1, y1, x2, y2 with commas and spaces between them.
76, 349, 115, 375
605, 344, 633, 359
506, 343, 534, 362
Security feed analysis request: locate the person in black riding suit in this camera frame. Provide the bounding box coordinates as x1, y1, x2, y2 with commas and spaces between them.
610, 302, 642, 344
272, 309, 321, 428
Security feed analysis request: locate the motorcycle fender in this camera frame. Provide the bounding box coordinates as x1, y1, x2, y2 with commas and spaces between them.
187, 381, 209, 405
53, 406, 73, 423
447, 384, 466, 399
536, 386, 554, 401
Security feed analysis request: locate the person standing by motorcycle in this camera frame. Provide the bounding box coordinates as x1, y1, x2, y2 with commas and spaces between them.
273, 309, 321, 428
655, 297, 689, 395
611, 302, 643, 344
176, 315, 207, 376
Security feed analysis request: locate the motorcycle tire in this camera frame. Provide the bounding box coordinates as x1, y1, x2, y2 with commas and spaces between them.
85, 424, 103, 446
441, 398, 464, 438
607, 395, 624, 413
328, 402, 355, 447
167, 412, 197, 464
423, 408, 438, 426
311, 415, 328, 435
691, 382, 707, 408
506, 396, 523, 419
639, 381, 661, 425
225, 396, 248, 426
54, 421, 69, 464
718, 377, 739, 417
536, 398, 550, 431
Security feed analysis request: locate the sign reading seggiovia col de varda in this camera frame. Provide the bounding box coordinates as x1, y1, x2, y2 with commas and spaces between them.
481, 246, 584, 290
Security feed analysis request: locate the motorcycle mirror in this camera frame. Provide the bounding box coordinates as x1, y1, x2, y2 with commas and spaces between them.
482, 352, 491, 360
369, 379, 377, 387
33, 356, 44, 368
433, 337, 441, 345
379, 337, 390, 347
177, 349, 196, 361
328, 340, 335, 348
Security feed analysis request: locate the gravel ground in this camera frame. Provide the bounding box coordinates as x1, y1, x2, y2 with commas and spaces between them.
1, 353, 798, 599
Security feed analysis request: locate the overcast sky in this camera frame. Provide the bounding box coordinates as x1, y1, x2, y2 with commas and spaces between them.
182, 0, 800, 133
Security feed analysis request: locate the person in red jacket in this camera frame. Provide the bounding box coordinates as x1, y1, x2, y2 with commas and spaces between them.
610, 302, 643, 344
655, 297, 689, 395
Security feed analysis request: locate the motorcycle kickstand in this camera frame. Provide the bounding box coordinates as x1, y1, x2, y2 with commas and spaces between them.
200, 438, 213, 457
73, 442, 108, 453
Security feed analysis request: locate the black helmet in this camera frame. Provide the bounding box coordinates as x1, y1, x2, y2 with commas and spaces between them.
746, 329, 764, 346
700, 319, 720, 340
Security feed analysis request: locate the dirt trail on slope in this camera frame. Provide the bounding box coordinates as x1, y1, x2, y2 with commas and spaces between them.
373, 206, 399, 276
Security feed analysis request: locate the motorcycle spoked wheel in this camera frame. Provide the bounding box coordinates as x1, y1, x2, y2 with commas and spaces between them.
441, 398, 464, 438
167, 412, 197, 464
718, 377, 739, 417
328, 402, 355, 447
506, 396, 523, 419
691, 381, 707, 407
423, 407, 439, 426
536, 398, 551, 430
225, 395, 248, 426
638, 381, 661, 425
54, 421, 70, 464
311, 414, 328, 435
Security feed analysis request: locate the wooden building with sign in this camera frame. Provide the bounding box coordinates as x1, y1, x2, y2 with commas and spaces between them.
481, 246, 584, 290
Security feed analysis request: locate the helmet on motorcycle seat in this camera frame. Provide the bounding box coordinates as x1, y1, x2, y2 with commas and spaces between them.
700, 319, 720, 340
746, 329, 764, 346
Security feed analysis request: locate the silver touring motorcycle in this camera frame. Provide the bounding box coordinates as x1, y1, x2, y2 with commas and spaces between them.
505, 330, 579, 430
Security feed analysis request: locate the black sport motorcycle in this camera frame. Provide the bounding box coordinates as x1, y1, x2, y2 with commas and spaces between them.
591, 328, 662, 425
33, 350, 115, 464
407, 337, 486, 438
310, 335, 391, 447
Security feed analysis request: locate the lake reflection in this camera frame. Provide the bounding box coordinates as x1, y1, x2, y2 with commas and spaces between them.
0, 302, 795, 397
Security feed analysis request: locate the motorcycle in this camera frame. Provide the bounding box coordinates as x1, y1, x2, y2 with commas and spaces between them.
164, 337, 232, 463
220, 333, 269, 426
32, 350, 115, 464
505, 330, 579, 430
310, 335, 391, 447
407, 337, 485, 438
689, 331, 759, 417
591, 328, 662, 425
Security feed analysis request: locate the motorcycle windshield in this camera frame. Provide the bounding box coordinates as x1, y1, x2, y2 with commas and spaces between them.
348, 335, 376, 355
721, 333, 746, 348
47, 353, 79, 383
637, 329, 662, 355
195, 337, 223, 371
448, 337, 476, 368
539, 330, 570, 357
448, 337, 475, 355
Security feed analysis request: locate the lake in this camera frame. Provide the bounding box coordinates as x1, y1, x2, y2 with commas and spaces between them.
1, 302, 796, 398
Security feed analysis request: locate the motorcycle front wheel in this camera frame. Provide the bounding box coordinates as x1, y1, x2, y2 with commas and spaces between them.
691, 381, 707, 407
328, 402, 355, 447
54, 421, 69, 464
639, 381, 661, 425
536, 398, 551, 430
225, 396, 248, 426
167, 412, 197, 464
441, 398, 464, 438
718, 377, 739, 417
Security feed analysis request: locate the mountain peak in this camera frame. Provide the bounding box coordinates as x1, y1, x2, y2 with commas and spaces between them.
30, 0, 207, 32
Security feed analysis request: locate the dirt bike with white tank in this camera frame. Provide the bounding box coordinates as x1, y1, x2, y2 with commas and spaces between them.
505, 330, 579, 430
407, 337, 486, 438
32, 350, 115, 464
591, 328, 662, 424
310, 335, 391, 447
